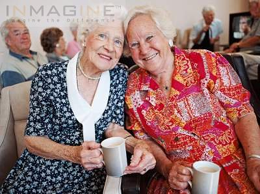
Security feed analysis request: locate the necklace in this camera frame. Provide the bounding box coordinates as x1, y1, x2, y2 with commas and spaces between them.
78, 61, 101, 80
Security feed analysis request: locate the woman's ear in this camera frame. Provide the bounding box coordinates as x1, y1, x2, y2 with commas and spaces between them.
168, 39, 173, 47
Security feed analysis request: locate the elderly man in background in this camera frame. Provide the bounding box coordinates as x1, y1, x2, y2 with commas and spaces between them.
190, 5, 223, 51
224, 0, 260, 82
225, 0, 260, 53
0, 17, 47, 88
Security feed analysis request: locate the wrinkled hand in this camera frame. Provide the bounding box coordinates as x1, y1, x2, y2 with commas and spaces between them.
247, 159, 260, 192
80, 141, 104, 171
124, 141, 156, 175
167, 161, 192, 191
105, 123, 125, 137
224, 43, 238, 53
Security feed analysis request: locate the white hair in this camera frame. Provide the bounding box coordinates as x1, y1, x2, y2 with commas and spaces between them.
0, 17, 26, 47
202, 5, 216, 15
77, 3, 127, 46
69, 21, 78, 32
123, 5, 176, 57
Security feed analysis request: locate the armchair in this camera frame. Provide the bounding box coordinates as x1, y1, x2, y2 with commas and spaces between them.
0, 80, 150, 193
0, 81, 31, 185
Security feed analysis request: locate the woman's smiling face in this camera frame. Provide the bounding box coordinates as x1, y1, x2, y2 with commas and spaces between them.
82, 20, 124, 72
126, 14, 172, 75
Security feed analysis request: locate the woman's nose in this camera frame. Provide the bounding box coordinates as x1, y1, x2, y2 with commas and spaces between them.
103, 39, 114, 52
139, 42, 149, 55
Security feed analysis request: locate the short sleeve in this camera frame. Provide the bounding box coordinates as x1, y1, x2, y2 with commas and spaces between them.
207, 53, 253, 122
25, 66, 53, 137
1, 71, 25, 87
217, 20, 223, 35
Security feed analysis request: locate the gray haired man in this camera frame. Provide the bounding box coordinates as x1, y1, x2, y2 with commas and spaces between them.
0, 17, 47, 88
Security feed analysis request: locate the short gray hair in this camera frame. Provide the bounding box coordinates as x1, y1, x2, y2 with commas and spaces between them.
123, 5, 176, 57
0, 17, 26, 47
202, 5, 216, 15
69, 21, 78, 32
77, 4, 127, 46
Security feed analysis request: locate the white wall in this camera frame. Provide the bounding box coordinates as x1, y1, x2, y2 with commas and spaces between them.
0, 0, 248, 57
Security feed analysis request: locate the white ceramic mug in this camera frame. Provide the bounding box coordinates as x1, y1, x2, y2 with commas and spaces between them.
188, 161, 221, 194
101, 137, 127, 177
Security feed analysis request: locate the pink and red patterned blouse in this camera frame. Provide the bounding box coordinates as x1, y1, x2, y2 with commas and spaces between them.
126, 47, 257, 193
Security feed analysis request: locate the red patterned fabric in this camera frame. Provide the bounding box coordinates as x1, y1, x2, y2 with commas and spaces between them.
126, 47, 257, 193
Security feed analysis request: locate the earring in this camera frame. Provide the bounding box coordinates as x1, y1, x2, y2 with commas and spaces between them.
168, 39, 174, 47
82, 41, 86, 47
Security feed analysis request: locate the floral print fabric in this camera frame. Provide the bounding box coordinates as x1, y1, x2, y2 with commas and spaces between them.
0, 61, 127, 194
126, 47, 257, 193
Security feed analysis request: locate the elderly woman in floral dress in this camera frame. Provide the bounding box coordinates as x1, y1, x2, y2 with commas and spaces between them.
0, 5, 155, 193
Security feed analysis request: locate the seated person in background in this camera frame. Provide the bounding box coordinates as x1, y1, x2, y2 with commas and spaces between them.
225, 0, 260, 53
0, 17, 48, 88
66, 22, 81, 58
40, 27, 69, 62
0, 5, 155, 193
108, 5, 260, 193
190, 5, 223, 51
224, 0, 260, 81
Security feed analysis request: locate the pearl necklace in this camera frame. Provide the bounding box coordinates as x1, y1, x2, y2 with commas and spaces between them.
78, 61, 101, 80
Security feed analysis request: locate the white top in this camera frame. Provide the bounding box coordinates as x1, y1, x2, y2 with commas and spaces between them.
66, 53, 110, 141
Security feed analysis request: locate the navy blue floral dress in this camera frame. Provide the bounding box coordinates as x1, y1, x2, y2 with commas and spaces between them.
0, 60, 128, 193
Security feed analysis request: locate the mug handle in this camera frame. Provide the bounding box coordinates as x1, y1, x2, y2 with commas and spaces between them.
98, 148, 106, 165
187, 167, 193, 188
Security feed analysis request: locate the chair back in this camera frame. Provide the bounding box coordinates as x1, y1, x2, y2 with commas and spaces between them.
0, 81, 31, 184
181, 28, 192, 49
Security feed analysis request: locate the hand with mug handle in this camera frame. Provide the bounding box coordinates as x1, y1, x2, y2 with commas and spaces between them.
80, 141, 104, 171
105, 123, 156, 175
165, 160, 192, 191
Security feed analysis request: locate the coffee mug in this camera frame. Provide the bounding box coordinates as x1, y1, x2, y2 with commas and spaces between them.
188, 161, 221, 194
101, 137, 127, 177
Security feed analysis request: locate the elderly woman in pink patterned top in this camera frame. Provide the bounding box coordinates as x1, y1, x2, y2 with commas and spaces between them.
106, 5, 260, 194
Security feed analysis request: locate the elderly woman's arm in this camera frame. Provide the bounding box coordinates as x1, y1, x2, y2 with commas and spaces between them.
145, 139, 192, 191
24, 136, 104, 170
106, 123, 191, 190
234, 113, 260, 192
105, 123, 156, 174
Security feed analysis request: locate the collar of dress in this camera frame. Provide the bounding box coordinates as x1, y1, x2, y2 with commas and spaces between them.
66, 52, 110, 141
